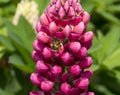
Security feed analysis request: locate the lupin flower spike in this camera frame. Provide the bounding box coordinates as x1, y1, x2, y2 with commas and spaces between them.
30, 0, 95, 95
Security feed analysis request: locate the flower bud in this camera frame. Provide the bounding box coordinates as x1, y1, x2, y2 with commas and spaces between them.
30, 91, 45, 95
55, 91, 62, 95
63, 25, 72, 37
42, 47, 52, 59
41, 80, 54, 92
51, 65, 62, 76
74, 22, 85, 35
76, 47, 88, 58
82, 12, 90, 24
49, 22, 58, 35
36, 60, 49, 73
36, 22, 41, 33
68, 7, 75, 18
69, 65, 82, 77
61, 52, 73, 66
33, 40, 44, 52
61, 73, 69, 82
80, 31, 94, 43
60, 82, 71, 94
79, 57, 93, 69
70, 88, 80, 95
69, 42, 81, 53
30, 73, 44, 86
64, 1, 69, 12
32, 51, 41, 62
59, 7, 65, 19
74, 78, 89, 90
40, 14, 49, 26
37, 32, 49, 43
81, 70, 93, 79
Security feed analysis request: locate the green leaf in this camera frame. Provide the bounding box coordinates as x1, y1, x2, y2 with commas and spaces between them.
35, 0, 50, 14
107, 5, 120, 13
97, 9, 120, 25
103, 47, 120, 70
5, 16, 35, 52
0, 35, 15, 51
9, 54, 34, 73
92, 26, 120, 64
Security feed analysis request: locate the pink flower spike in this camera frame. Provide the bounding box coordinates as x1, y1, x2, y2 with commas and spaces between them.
63, 25, 72, 37
40, 13, 49, 26
49, 22, 58, 35
36, 60, 49, 73
42, 47, 52, 59
41, 80, 54, 92
30, 91, 45, 95
58, 7, 65, 19
81, 31, 94, 43
60, 82, 71, 94
37, 32, 49, 43
74, 22, 85, 34
82, 11, 90, 24
69, 42, 81, 53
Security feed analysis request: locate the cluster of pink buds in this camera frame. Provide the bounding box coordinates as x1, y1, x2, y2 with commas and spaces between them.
30, 0, 94, 95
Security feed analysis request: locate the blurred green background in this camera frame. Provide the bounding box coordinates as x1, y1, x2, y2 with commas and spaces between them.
0, 0, 120, 95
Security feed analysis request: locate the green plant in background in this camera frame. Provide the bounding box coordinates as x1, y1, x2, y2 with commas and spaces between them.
0, 0, 120, 95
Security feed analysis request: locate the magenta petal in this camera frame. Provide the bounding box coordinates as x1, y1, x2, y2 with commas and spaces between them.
51, 65, 62, 76
74, 78, 89, 90
37, 32, 49, 43
82, 11, 90, 24
30, 91, 45, 95
74, 22, 85, 34
60, 82, 71, 94
79, 57, 93, 69
68, 7, 75, 18
49, 22, 58, 35
81, 70, 93, 79
69, 65, 82, 77
36, 22, 41, 33
42, 47, 52, 59
41, 80, 54, 92
30, 73, 44, 86
58, 7, 65, 19
36, 60, 49, 73
40, 13, 49, 26
69, 42, 81, 53
81, 31, 94, 43
63, 25, 72, 37
64, 1, 69, 12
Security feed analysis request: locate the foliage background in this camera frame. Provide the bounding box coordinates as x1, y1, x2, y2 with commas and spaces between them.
0, 0, 120, 95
